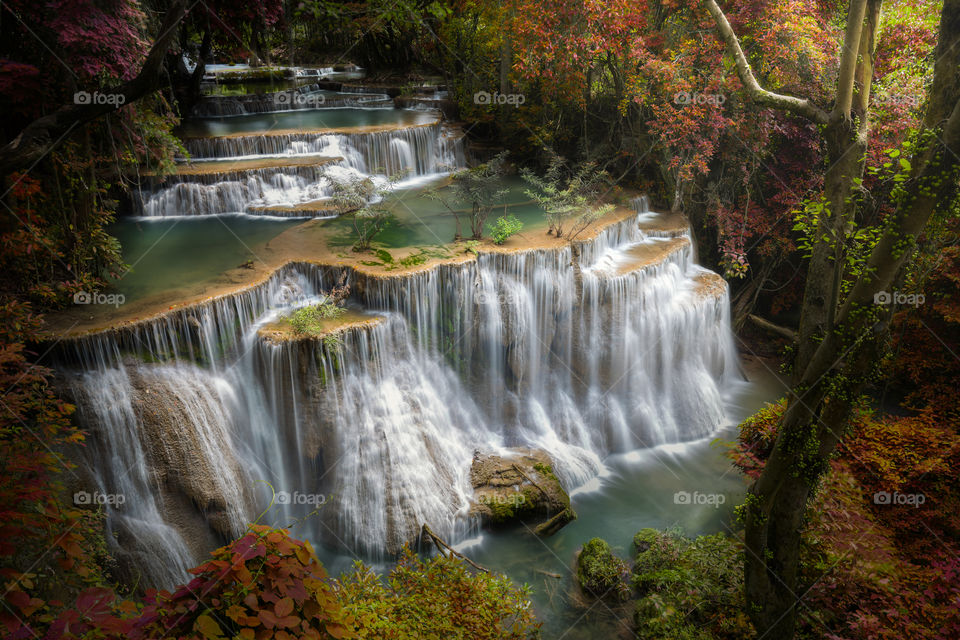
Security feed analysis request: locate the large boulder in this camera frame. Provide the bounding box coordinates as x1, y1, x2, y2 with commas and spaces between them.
469, 449, 576, 535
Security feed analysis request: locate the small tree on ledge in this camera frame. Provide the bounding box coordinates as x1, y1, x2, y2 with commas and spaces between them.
428, 151, 509, 241
330, 172, 399, 252
521, 153, 614, 240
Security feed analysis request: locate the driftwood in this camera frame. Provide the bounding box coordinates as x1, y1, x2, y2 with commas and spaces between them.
747, 314, 798, 341
421, 523, 489, 573
535, 569, 562, 579
533, 508, 576, 537
511, 463, 550, 499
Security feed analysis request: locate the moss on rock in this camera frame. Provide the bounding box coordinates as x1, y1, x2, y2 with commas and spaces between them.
469, 449, 576, 534
575, 537, 630, 601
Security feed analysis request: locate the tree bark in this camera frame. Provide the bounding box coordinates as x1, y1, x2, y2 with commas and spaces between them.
0, 0, 188, 176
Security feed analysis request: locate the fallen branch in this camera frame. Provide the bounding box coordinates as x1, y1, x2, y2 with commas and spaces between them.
533, 508, 576, 537
747, 314, 798, 341
421, 523, 489, 573
535, 569, 562, 579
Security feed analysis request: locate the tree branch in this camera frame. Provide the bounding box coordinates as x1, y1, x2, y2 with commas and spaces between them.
421, 524, 489, 573
702, 0, 830, 124
747, 314, 798, 341
0, 0, 188, 176
833, 0, 868, 118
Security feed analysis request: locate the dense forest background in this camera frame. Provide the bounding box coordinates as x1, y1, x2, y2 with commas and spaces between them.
1, 0, 958, 638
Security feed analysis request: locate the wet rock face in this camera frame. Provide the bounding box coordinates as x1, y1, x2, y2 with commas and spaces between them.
469, 449, 575, 534
124, 364, 254, 540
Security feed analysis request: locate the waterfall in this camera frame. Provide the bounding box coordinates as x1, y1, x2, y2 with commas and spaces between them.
57, 209, 741, 585
191, 89, 392, 117
181, 123, 454, 170
630, 194, 651, 213
66, 363, 251, 589
137, 121, 465, 217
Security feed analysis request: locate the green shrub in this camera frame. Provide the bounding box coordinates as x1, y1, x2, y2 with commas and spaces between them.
489, 214, 524, 245
632, 530, 753, 639
288, 302, 345, 335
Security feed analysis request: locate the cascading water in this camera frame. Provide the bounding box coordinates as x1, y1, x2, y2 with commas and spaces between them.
56, 208, 742, 588
137, 114, 465, 217
191, 86, 393, 117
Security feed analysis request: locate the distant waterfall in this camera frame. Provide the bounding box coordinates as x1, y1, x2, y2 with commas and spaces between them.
57, 210, 741, 586
136, 121, 465, 217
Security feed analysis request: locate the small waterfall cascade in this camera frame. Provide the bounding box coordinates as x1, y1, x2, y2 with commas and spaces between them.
192, 85, 393, 117
57, 209, 741, 587
630, 194, 650, 213
137, 111, 465, 217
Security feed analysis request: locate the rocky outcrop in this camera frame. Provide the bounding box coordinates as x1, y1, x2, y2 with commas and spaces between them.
576, 537, 631, 601
125, 365, 254, 539
469, 449, 576, 535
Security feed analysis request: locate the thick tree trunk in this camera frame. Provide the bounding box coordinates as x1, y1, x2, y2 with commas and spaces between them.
742, 2, 960, 635
794, 0, 879, 377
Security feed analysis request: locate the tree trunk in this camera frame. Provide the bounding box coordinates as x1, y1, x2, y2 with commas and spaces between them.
742, 2, 960, 635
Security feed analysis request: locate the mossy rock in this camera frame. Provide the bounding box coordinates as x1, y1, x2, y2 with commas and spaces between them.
469, 449, 576, 534
631, 529, 752, 639
575, 538, 630, 601
633, 527, 660, 553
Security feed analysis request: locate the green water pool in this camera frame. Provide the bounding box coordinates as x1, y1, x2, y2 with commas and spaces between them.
178, 108, 437, 138
107, 215, 299, 304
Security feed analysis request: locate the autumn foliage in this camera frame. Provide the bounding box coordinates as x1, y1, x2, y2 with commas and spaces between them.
730, 401, 960, 639
3, 521, 540, 640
